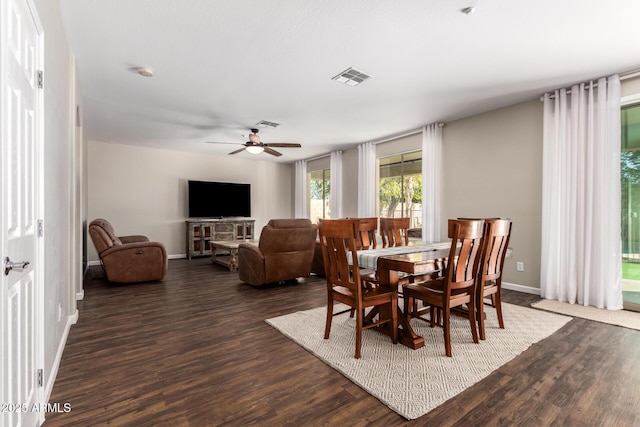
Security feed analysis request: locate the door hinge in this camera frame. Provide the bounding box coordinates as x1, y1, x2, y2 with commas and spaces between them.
37, 369, 43, 387
37, 70, 43, 89
37, 219, 44, 238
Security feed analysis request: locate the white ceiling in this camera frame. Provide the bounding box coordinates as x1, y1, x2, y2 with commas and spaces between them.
59, 0, 640, 163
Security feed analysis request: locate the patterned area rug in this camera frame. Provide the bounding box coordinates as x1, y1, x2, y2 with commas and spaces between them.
266, 303, 571, 420
531, 299, 640, 330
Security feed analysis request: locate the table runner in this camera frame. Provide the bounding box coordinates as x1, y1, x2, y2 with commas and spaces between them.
350, 241, 452, 270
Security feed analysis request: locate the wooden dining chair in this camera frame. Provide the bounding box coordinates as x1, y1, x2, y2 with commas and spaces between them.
318, 219, 398, 359
380, 217, 410, 247
403, 219, 485, 357
356, 217, 378, 250
477, 218, 512, 340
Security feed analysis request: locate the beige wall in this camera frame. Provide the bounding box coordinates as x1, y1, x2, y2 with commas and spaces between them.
87, 142, 293, 261
622, 75, 640, 97
442, 99, 543, 289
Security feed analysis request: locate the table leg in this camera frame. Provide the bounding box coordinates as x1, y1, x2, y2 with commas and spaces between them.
210, 246, 217, 263
228, 248, 239, 272
375, 268, 425, 350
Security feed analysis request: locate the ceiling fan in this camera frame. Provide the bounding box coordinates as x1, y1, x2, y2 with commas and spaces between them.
206, 129, 301, 157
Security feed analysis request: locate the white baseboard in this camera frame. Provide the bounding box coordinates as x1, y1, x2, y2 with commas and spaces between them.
88, 254, 186, 266
503, 281, 541, 295
75, 290, 84, 300
44, 312, 75, 402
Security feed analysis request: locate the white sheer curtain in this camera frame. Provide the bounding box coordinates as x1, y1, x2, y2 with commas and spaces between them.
541, 74, 622, 309
358, 142, 376, 217
294, 160, 308, 218
330, 150, 343, 219
422, 124, 442, 243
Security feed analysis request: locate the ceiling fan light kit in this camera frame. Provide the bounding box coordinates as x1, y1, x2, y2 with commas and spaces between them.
245, 145, 264, 154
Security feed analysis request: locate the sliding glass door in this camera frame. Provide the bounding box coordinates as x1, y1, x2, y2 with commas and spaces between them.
621, 103, 640, 310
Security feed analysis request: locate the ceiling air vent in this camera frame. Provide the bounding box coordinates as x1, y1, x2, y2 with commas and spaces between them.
256, 120, 280, 128
332, 67, 372, 86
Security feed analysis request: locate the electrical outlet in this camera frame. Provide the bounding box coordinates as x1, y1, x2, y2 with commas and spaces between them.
516, 262, 524, 272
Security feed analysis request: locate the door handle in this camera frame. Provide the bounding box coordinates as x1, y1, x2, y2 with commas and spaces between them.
4, 257, 30, 276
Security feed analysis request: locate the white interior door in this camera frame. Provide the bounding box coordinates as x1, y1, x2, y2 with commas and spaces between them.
1, 0, 43, 425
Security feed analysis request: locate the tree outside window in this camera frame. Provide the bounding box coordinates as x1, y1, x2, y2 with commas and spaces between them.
378, 151, 422, 228
309, 169, 330, 223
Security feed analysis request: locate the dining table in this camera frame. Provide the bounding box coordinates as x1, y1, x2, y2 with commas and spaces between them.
349, 242, 453, 349
350, 241, 513, 350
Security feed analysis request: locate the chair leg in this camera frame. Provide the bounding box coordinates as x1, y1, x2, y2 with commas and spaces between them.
355, 306, 363, 359
403, 294, 413, 324
468, 295, 479, 344
443, 306, 452, 357
495, 291, 504, 329
324, 299, 333, 339
478, 294, 486, 341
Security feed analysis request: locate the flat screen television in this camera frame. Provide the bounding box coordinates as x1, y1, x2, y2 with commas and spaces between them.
188, 180, 251, 218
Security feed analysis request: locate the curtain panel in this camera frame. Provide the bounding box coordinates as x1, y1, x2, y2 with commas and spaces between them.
294, 160, 308, 218
422, 124, 442, 243
358, 142, 376, 217
541, 75, 622, 309
330, 150, 343, 219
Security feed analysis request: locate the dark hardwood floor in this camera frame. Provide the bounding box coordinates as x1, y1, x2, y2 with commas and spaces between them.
45, 258, 640, 426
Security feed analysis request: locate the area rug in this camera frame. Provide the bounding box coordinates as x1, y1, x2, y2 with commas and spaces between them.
531, 299, 640, 331
266, 303, 571, 420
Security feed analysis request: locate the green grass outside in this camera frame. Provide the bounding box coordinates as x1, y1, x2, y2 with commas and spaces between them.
623, 262, 640, 280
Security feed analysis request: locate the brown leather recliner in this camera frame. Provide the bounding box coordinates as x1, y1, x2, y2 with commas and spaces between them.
238, 218, 318, 286
89, 218, 168, 283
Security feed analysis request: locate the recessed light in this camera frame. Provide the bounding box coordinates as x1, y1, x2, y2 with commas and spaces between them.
137, 67, 154, 77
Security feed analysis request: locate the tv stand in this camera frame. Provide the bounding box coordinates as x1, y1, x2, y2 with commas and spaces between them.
186, 218, 255, 259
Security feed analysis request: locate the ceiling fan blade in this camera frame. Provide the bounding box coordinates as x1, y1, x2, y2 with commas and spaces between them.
228, 147, 246, 155
263, 147, 283, 157
263, 143, 301, 148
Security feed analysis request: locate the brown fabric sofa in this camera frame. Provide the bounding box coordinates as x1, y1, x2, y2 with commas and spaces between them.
89, 218, 168, 283
238, 218, 318, 286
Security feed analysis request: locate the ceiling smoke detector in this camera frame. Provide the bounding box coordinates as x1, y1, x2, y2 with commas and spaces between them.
137, 67, 154, 77
332, 67, 372, 86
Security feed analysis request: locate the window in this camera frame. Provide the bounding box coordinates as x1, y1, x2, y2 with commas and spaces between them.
378, 151, 422, 228
309, 168, 330, 223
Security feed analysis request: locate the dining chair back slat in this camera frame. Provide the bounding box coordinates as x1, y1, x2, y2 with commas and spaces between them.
357, 217, 378, 250
380, 217, 410, 247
